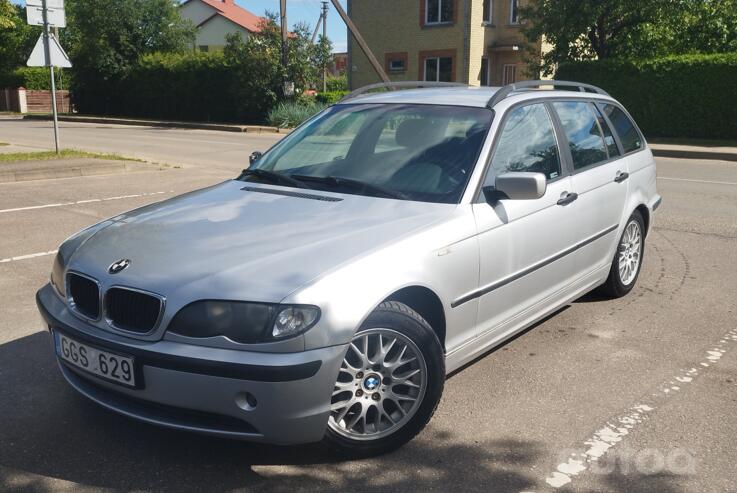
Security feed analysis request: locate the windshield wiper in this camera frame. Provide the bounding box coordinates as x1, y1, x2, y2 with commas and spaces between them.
291, 175, 407, 200
238, 169, 309, 189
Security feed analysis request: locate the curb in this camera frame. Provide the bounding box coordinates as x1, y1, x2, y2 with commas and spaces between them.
23, 114, 292, 134
0, 161, 159, 184
650, 147, 737, 163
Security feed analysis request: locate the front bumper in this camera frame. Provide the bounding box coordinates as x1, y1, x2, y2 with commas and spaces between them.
36, 284, 347, 445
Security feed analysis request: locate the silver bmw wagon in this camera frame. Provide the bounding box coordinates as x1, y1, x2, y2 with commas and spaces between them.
37, 80, 661, 455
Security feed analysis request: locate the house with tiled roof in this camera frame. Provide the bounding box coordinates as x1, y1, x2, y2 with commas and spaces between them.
180, 0, 264, 52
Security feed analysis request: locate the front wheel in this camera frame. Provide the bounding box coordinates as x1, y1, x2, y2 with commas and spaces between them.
323, 301, 444, 456
600, 211, 645, 298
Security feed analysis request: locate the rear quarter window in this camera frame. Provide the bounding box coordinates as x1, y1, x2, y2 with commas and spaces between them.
602, 104, 643, 154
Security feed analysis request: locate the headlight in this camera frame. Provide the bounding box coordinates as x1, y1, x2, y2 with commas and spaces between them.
273, 306, 320, 339
168, 301, 320, 343
50, 252, 66, 298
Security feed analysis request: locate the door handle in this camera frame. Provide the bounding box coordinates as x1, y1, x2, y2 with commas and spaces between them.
557, 192, 578, 206
614, 171, 629, 183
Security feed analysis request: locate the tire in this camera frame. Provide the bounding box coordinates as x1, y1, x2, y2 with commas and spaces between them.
322, 301, 445, 457
600, 211, 645, 298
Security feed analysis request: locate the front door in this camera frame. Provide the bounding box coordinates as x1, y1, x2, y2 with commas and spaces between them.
469, 102, 581, 336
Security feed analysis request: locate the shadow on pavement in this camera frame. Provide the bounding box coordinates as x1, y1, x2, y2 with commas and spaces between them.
566, 471, 688, 493
0, 331, 543, 492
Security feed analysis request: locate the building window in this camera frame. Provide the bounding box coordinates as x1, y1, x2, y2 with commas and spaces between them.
390, 60, 405, 72
509, 0, 520, 24
385, 52, 408, 73
483, 0, 493, 23
424, 57, 453, 82
503, 64, 517, 84
480, 58, 490, 86
426, 0, 453, 24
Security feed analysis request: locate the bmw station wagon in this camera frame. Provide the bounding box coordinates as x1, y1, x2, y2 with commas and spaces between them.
37, 80, 661, 455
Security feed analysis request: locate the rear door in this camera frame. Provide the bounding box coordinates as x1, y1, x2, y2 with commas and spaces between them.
550, 100, 628, 276
469, 102, 580, 336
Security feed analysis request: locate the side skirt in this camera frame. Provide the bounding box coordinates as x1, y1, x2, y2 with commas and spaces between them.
445, 264, 610, 374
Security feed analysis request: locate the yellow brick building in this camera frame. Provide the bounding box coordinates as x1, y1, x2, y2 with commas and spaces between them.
347, 0, 541, 89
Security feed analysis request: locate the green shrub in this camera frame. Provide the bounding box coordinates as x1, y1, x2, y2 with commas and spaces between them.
267, 100, 327, 128
556, 53, 737, 139
325, 74, 348, 92
316, 91, 349, 105
0, 67, 69, 90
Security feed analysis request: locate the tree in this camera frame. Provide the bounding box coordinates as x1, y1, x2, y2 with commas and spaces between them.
0, 0, 15, 29
521, 0, 674, 74
650, 0, 737, 55
223, 13, 333, 118
63, 0, 196, 113
522, 0, 737, 75
0, 1, 40, 75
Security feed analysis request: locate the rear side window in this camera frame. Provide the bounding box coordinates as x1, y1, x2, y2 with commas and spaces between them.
552, 101, 608, 170
593, 105, 620, 158
488, 103, 562, 182
602, 104, 642, 153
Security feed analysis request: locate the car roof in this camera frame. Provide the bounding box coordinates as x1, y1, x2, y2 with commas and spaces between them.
337, 85, 614, 108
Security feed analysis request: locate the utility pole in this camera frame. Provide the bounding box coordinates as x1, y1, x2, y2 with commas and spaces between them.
279, 0, 293, 96
311, 11, 322, 44
322, 1, 328, 92
42, 0, 60, 154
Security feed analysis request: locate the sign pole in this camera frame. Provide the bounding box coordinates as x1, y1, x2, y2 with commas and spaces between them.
41, 0, 60, 154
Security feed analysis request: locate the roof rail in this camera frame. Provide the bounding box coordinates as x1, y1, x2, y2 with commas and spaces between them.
486, 80, 610, 108
338, 81, 469, 103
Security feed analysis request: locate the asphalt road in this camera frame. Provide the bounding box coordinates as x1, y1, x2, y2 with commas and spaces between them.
1, 120, 736, 492
0, 119, 282, 173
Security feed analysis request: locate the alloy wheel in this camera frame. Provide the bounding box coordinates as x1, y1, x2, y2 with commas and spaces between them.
328, 328, 427, 441
618, 220, 642, 285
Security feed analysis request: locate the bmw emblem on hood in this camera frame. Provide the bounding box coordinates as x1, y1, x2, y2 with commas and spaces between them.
108, 259, 131, 274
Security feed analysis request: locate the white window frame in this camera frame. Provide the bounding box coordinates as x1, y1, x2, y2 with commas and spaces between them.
389, 59, 405, 72
425, 0, 453, 25
423, 56, 453, 82
509, 0, 520, 24
483, 0, 493, 24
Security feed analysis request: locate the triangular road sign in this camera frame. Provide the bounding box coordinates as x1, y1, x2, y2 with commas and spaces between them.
27, 33, 72, 68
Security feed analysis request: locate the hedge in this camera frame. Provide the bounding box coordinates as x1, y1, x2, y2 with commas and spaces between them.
315, 91, 348, 105
0, 67, 70, 90
555, 53, 737, 140
70, 52, 280, 123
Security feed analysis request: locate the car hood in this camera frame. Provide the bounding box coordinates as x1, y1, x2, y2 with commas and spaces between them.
67, 180, 454, 305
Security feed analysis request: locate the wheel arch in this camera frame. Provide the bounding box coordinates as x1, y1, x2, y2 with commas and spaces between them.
382, 285, 447, 352
634, 203, 650, 237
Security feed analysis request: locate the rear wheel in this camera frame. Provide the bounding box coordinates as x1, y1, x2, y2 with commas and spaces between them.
601, 211, 645, 298
323, 301, 444, 456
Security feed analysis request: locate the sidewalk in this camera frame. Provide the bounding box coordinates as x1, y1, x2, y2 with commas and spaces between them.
23, 114, 291, 134
648, 142, 737, 162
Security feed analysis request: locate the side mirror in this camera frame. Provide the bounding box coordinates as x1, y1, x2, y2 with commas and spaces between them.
484, 172, 547, 203
249, 151, 262, 167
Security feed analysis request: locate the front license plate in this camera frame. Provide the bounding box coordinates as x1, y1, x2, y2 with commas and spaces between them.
56, 332, 136, 387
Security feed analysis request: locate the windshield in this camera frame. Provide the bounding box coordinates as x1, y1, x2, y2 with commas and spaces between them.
244, 103, 493, 204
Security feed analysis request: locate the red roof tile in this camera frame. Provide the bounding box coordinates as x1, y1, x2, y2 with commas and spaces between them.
197, 0, 264, 33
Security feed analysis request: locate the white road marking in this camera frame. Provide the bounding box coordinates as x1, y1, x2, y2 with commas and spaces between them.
542, 326, 737, 489
659, 176, 737, 186
0, 250, 57, 264
0, 191, 171, 214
